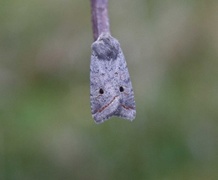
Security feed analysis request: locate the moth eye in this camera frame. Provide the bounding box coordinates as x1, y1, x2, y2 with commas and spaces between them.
119, 86, 124, 92
99, 88, 104, 94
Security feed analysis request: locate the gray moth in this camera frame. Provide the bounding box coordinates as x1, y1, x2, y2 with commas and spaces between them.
90, 33, 136, 124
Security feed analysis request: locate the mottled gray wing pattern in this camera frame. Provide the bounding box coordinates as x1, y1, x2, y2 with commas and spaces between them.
90, 33, 136, 124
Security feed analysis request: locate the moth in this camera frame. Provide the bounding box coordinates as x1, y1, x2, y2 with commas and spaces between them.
90, 33, 136, 124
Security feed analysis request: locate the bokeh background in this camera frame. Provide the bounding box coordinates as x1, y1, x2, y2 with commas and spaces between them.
0, 0, 218, 179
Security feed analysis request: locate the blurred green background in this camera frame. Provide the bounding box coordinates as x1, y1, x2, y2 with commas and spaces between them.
0, 0, 218, 179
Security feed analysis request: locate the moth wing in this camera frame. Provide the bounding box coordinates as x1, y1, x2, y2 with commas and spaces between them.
113, 50, 136, 121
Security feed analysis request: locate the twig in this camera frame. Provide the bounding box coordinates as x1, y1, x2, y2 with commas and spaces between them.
90, 0, 110, 41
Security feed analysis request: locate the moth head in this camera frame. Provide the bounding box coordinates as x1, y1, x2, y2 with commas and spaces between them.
91, 33, 120, 60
